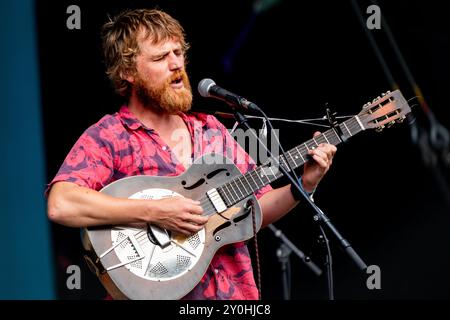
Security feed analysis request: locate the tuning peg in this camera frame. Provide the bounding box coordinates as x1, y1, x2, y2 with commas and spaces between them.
386, 121, 396, 128
372, 96, 381, 103
375, 125, 385, 132
396, 116, 405, 123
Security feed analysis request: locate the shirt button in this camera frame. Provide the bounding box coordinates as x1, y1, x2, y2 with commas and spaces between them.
214, 269, 219, 274
162, 146, 167, 151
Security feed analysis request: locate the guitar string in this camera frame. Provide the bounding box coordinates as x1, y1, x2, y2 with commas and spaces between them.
196, 105, 393, 210
124, 102, 404, 240
195, 117, 355, 210
119, 103, 405, 247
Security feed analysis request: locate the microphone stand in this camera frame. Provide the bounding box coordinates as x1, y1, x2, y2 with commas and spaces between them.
277, 243, 292, 300
268, 224, 322, 300
231, 109, 368, 299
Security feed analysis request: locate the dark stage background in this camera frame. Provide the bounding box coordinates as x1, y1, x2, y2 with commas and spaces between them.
37, 0, 450, 299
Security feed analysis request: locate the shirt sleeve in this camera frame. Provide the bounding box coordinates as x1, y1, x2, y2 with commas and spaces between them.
45, 125, 114, 196
212, 116, 273, 199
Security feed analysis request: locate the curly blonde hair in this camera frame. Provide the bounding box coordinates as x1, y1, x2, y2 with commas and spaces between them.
102, 9, 189, 97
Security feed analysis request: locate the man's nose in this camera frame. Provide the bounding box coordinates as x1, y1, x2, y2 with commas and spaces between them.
168, 52, 182, 70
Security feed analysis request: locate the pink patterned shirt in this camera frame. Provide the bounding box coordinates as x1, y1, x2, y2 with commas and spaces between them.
48, 105, 272, 300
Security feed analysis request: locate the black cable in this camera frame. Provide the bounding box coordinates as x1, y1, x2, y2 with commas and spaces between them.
252, 106, 302, 189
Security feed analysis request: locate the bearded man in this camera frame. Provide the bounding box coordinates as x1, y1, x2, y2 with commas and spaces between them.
46, 8, 336, 300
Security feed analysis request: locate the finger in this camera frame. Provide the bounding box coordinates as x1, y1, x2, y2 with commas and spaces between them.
313, 131, 321, 137
180, 222, 203, 235
309, 149, 328, 161
186, 198, 201, 205
314, 145, 335, 160
311, 154, 328, 168
321, 144, 337, 157
188, 204, 204, 215
175, 228, 192, 236
188, 213, 209, 225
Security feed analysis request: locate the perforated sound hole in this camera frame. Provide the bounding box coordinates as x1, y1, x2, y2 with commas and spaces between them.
187, 233, 201, 249
116, 232, 128, 248
150, 262, 169, 275
117, 232, 127, 241
176, 255, 191, 272
130, 260, 142, 269
120, 239, 130, 249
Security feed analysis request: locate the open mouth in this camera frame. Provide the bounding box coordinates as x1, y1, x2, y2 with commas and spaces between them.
171, 77, 183, 85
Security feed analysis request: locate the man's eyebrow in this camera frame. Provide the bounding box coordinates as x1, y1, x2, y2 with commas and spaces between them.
150, 45, 183, 58
150, 50, 170, 59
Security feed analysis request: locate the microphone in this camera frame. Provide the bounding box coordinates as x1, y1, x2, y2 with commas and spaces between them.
198, 78, 259, 111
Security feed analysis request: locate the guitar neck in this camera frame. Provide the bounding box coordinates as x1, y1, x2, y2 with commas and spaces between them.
217, 116, 365, 206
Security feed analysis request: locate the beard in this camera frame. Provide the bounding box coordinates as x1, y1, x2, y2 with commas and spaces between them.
134, 69, 193, 114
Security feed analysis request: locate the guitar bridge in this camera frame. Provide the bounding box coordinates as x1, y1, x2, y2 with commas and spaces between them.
206, 188, 227, 213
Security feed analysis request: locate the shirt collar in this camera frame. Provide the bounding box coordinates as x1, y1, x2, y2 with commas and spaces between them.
180, 111, 208, 128
118, 105, 151, 131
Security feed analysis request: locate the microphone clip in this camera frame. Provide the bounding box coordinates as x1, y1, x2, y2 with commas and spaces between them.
325, 104, 338, 128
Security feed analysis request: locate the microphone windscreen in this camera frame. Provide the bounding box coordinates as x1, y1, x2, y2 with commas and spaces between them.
198, 78, 215, 97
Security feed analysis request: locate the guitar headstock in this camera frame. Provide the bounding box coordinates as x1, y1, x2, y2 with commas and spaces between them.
358, 90, 412, 132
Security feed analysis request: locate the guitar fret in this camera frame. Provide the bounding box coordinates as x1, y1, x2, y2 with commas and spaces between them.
235, 177, 245, 196
280, 156, 291, 172
330, 129, 343, 143
324, 131, 333, 144
263, 169, 273, 182
323, 133, 330, 144
222, 184, 234, 204
343, 122, 352, 137
312, 137, 319, 147
296, 146, 305, 162
227, 182, 239, 202
260, 163, 275, 184
355, 115, 364, 130
233, 180, 245, 199
268, 163, 277, 178
255, 167, 266, 185
318, 134, 327, 144
262, 168, 271, 184
350, 118, 362, 135
218, 187, 231, 206
241, 175, 252, 195
288, 151, 297, 168
248, 171, 260, 191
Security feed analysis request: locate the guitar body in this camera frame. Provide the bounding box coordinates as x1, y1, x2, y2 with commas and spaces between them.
81, 154, 262, 300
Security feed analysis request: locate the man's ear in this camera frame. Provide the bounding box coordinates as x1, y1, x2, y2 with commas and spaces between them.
122, 71, 135, 84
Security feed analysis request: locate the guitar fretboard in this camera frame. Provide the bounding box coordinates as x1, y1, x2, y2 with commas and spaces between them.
216, 116, 365, 206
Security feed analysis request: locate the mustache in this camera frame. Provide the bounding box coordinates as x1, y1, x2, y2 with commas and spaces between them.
167, 70, 188, 84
